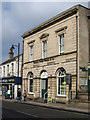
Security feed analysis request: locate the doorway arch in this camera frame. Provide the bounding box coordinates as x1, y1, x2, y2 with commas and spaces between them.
41, 71, 48, 98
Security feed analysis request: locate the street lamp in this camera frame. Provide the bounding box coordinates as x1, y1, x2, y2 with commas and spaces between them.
11, 43, 20, 97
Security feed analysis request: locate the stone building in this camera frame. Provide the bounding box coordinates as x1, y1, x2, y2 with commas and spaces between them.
22, 5, 90, 103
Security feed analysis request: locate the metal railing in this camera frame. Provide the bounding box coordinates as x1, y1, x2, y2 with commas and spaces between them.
44, 89, 50, 100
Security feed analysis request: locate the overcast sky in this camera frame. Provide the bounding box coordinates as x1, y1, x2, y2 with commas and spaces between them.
1, 1, 89, 63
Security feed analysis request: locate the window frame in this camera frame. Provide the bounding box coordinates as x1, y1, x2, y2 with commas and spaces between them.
3, 66, 5, 77
42, 40, 47, 59
11, 63, 14, 76
29, 45, 33, 61
7, 65, 9, 75
59, 34, 64, 54
57, 69, 66, 96
28, 73, 34, 94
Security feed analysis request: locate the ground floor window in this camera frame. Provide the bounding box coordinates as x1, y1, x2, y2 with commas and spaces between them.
29, 79, 33, 92
57, 68, 66, 96
28, 72, 33, 93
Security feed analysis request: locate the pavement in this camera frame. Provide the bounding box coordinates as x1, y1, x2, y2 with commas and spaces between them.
1, 97, 90, 115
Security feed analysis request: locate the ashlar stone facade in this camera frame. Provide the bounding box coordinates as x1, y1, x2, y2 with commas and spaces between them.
22, 5, 90, 103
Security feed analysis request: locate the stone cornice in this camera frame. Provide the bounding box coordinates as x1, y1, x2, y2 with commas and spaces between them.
21, 5, 79, 39
23, 51, 77, 65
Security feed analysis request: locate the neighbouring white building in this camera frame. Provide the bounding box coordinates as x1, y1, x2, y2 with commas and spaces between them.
0, 47, 22, 99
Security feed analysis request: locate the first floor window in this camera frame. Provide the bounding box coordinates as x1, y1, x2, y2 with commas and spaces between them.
7, 65, 9, 75
29, 73, 33, 93
57, 68, 66, 96
59, 34, 64, 54
30, 46, 33, 61
11, 63, 14, 76
42, 40, 47, 58
3, 66, 5, 77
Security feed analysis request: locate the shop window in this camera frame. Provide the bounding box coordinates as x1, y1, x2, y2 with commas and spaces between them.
42, 40, 47, 58
57, 68, 66, 96
28, 72, 33, 94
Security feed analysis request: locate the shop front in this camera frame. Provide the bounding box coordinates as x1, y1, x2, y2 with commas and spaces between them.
0, 77, 22, 99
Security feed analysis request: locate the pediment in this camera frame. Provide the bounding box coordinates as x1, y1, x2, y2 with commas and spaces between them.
39, 33, 49, 39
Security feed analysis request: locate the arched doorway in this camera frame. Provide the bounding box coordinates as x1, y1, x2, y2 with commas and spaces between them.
41, 71, 48, 98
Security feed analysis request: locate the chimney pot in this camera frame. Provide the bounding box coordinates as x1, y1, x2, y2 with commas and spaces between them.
9, 47, 14, 59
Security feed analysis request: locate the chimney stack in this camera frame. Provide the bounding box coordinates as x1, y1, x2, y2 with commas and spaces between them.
9, 47, 14, 59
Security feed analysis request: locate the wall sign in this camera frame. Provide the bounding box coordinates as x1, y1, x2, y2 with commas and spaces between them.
48, 97, 52, 103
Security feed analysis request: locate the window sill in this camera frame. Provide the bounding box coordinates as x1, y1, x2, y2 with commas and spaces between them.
57, 94, 66, 97
28, 92, 34, 95
59, 52, 64, 55
29, 60, 33, 62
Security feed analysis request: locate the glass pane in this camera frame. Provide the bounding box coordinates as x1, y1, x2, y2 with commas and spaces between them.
45, 41, 47, 50
30, 73, 33, 78
60, 77, 66, 95
61, 44, 64, 53
30, 46, 33, 54
61, 86, 64, 94
61, 77, 64, 85
43, 41, 47, 58
58, 70, 61, 76
61, 34, 64, 44
30, 79, 33, 92
64, 85, 66, 95
58, 78, 60, 94
30, 55, 33, 61
60, 34, 64, 53
44, 50, 46, 58
43, 41, 45, 50
30, 46, 33, 60
61, 71, 65, 76
42, 80, 46, 89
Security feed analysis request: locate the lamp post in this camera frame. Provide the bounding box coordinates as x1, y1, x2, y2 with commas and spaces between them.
11, 43, 20, 97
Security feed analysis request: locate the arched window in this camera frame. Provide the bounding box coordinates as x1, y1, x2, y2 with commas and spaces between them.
57, 68, 66, 96
28, 72, 33, 93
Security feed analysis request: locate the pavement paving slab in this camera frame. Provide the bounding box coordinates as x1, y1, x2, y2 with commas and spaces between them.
1, 97, 90, 115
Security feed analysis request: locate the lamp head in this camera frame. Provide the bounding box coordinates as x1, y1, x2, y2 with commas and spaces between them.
11, 45, 15, 49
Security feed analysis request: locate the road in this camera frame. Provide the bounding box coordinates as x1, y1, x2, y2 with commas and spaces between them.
1, 100, 89, 119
